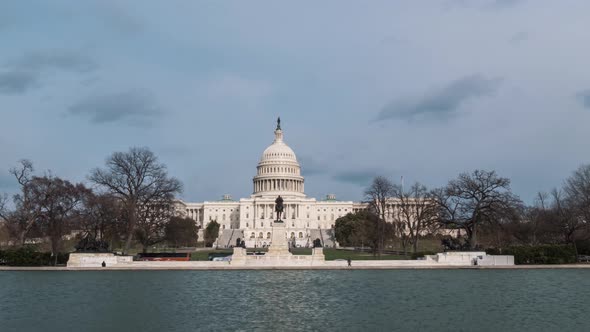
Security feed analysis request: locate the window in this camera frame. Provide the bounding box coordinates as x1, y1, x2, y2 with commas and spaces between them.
298, 232, 303, 238
246, 223, 249, 228
317, 216, 320, 221
250, 232, 255, 239
259, 232, 263, 238
267, 232, 271, 239
246, 213, 249, 219
290, 232, 295, 238
261, 222, 264, 227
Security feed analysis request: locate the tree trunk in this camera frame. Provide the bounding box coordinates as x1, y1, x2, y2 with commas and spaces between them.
123, 205, 137, 255
124, 230, 134, 255
470, 224, 477, 250
19, 231, 26, 247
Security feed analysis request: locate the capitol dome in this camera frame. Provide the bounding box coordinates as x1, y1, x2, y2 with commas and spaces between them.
253, 118, 305, 196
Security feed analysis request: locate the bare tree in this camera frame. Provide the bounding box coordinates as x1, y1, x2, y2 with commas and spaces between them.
433, 170, 522, 249
550, 188, 583, 246
0, 160, 43, 246
135, 200, 177, 253
365, 176, 394, 256
29, 176, 90, 264
392, 182, 437, 254
89, 147, 182, 254
564, 164, 590, 227
80, 193, 124, 247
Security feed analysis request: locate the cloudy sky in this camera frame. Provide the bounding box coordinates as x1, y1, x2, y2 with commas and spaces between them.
1, 0, 589, 204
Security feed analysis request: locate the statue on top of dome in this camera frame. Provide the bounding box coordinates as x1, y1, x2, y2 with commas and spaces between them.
276, 117, 281, 130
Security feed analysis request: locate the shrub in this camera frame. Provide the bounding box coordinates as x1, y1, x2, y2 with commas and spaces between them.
486, 245, 576, 264
575, 240, 590, 256
0, 247, 70, 266
411, 251, 437, 260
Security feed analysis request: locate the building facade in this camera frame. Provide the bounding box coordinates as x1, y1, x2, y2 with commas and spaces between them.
178, 120, 398, 248
178, 120, 369, 248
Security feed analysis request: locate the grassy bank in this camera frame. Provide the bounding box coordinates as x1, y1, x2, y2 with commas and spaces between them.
190, 248, 409, 261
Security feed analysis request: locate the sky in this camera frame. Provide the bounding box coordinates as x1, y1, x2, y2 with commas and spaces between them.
1, 0, 590, 204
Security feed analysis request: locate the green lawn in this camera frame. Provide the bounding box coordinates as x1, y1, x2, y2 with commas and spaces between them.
323, 249, 409, 261
190, 248, 410, 261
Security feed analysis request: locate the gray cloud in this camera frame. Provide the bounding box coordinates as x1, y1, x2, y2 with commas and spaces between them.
575, 90, 590, 109
0, 50, 97, 94
376, 75, 502, 122
96, 2, 144, 34
447, 0, 524, 10
7, 51, 97, 73
0, 71, 37, 94
332, 170, 380, 187
68, 89, 161, 124
509, 31, 529, 45
299, 155, 327, 176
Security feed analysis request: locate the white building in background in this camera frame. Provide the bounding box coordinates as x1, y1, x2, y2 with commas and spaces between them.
178, 119, 369, 248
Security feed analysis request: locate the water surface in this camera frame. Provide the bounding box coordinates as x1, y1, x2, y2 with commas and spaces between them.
1, 270, 588, 331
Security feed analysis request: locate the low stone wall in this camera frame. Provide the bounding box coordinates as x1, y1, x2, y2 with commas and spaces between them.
434, 251, 486, 265
67, 253, 133, 268
478, 255, 514, 266
66, 251, 514, 269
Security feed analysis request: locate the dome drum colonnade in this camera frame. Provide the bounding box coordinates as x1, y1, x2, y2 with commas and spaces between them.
252, 119, 304, 196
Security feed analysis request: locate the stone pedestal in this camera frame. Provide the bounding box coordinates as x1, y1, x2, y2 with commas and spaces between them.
267, 221, 292, 257
231, 247, 247, 265
312, 247, 325, 260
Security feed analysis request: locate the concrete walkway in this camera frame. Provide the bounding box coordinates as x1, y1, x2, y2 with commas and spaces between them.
2, 264, 590, 271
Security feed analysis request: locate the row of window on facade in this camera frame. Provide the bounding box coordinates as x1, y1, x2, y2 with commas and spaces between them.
259, 165, 298, 174
245, 221, 311, 228
208, 213, 343, 223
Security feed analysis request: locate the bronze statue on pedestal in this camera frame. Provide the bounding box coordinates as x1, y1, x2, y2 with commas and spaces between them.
275, 195, 284, 222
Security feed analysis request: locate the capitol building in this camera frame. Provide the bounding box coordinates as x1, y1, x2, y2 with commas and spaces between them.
178, 119, 368, 248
